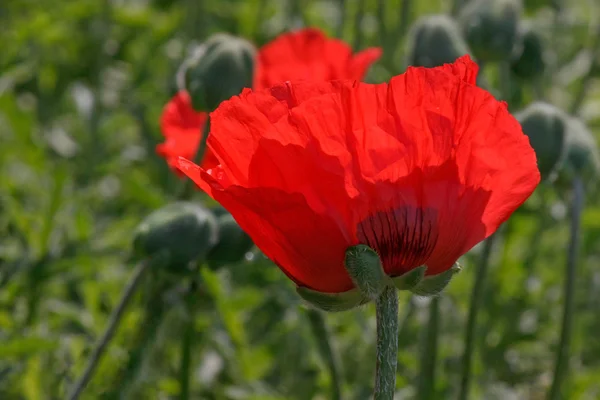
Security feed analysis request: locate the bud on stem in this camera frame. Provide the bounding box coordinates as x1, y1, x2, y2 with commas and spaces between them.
344, 245, 388, 300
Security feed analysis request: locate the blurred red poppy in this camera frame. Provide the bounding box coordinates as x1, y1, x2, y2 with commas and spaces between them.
156, 91, 217, 174
157, 28, 381, 175
177, 56, 540, 294
254, 27, 382, 90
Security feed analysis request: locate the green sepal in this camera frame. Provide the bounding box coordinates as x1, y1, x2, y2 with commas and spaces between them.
392, 265, 427, 290
411, 263, 462, 296
296, 286, 370, 313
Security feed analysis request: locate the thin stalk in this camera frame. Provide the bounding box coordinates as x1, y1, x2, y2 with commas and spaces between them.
398, 0, 413, 37
67, 256, 164, 400
306, 308, 343, 400
458, 234, 497, 400
451, 0, 463, 16
499, 61, 513, 105
548, 177, 585, 400
335, 0, 347, 38
352, 0, 366, 50
376, 0, 388, 46
179, 279, 198, 400
417, 296, 440, 400
373, 285, 399, 400
107, 276, 172, 399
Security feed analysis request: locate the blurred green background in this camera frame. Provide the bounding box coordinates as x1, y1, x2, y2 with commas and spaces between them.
1, 0, 600, 399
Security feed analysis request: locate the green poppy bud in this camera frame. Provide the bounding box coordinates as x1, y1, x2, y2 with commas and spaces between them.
206, 210, 255, 268
406, 15, 472, 68
515, 102, 568, 181
182, 33, 256, 112
133, 202, 219, 273
510, 22, 546, 80
562, 117, 600, 179
344, 245, 389, 300
459, 0, 523, 62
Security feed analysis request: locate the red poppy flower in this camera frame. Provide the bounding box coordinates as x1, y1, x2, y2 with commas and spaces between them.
254, 27, 382, 90
177, 56, 540, 293
156, 91, 218, 174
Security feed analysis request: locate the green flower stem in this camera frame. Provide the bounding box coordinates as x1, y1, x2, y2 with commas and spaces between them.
335, 0, 347, 38
352, 0, 366, 49
417, 296, 440, 400
306, 309, 343, 400
179, 278, 199, 400
67, 255, 165, 400
374, 285, 399, 400
499, 62, 513, 105
548, 177, 585, 400
178, 118, 211, 200
450, 0, 463, 16
458, 234, 497, 400
398, 0, 413, 38
111, 283, 169, 399
376, 0, 388, 47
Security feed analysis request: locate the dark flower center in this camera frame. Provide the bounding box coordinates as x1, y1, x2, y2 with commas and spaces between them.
356, 207, 439, 276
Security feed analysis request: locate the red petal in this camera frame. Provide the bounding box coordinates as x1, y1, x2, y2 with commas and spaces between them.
348, 47, 383, 80
254, 27, 382, 90
177, 158, 353, 293
385, 58, 539, 274
157, 91, 212, 172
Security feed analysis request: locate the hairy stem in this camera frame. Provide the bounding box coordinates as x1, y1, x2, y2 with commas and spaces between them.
373, 285, 399, 400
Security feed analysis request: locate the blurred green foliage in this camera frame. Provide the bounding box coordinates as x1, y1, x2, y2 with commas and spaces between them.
1, 0, 600, 399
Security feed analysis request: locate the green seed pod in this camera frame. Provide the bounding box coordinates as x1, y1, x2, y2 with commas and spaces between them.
206, 210, 255, 268
182, 33, 256, 112
510, 22, 546, 80
562, 117, 600, 179
515, 102, 569, 181
459, 0, 523, 62
133, 202, 219, 273
405, 15, 472, 68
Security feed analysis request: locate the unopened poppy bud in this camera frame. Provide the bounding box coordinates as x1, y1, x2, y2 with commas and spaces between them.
406, 15, 472, 68
459, 0, 523, 62
344, 245, 389, 300
133, 202, 219, 273
510, 22, 546, 79
206, 210, 255, 268
516, 102, 568, 180
183, 33, 256, 112
562, 117, 600, 179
